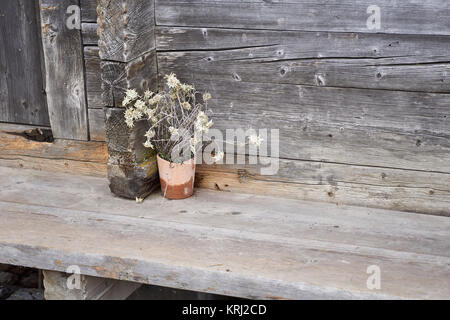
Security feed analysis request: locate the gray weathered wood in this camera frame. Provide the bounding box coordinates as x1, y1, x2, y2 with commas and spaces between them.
0, 0, 49, 126
0, 123, 106, 177
81, 23, 98, 45
101, 51, 158, 107
153, 74, 450, 173
88, 108, 106, 141
104, 108, 159, 199
156, 0, 450, 36
97, 0, 155, 62
80, 0, 97, 22
43, 270, 141, 300
84, 46, 102, 109
39, 0, 89, 140
156, 27, 450, 93
197, 158, 450, 216
0, 166, 449, 299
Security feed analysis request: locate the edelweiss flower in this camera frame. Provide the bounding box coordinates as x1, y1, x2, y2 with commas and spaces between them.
166, 73, 181, 89
122, 96, 131, 107
181, 102, 191, 110
181, 84, 194, 93
125, 89, 138, 101
134, 99, 146, 111
149, 94, 162, 105
249, 134, 263, 147
143, 140, 154, 149
169, 126, 179, 138
195, 111, 213, 133
203, 92, 212, 101
124, 108, 135, 128
144, 90, 154, 99
145, 129, 155, 139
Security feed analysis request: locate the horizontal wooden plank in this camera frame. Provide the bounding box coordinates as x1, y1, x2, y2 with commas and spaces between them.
82, 22, 98, 45
88, 108, 106, 141
80, 0, 97, 22
0, 123, 106, 176
0, 167, 449, 299
1, 122, 449, 215
196, 159, 450, 217
156, 27, 450, 93
155, 0, 450, 36
153, 68, 450, 172
84, 46, 102, 109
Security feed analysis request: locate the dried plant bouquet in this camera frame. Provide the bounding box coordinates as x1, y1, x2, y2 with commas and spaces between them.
122, 73, 216, 163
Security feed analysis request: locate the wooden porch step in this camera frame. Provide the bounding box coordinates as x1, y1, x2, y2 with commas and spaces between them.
0, 166, 448, 299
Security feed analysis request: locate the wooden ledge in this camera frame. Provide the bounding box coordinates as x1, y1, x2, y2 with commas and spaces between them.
0, 166, 449, 299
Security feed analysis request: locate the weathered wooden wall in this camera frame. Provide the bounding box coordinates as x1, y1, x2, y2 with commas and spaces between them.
10, 0, 445, 215
153, 0, 450, 215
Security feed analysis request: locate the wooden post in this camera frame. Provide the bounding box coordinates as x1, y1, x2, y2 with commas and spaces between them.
97, 0, 159, 199
43, 270, 141, 300
39, 0, 89, 140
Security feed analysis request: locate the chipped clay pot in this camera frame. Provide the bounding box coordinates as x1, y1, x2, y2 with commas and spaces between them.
157, 155, 195, 200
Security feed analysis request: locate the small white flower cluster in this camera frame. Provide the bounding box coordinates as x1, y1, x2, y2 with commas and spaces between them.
121, 73, 217, 164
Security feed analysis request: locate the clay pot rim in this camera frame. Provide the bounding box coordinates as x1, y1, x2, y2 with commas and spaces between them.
156, 154, 194, 166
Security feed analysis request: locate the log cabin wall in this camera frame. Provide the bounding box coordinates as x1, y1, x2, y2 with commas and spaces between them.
74, 1, 450, 215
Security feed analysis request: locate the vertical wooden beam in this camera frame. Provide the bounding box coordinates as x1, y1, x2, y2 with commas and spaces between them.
43, 270, 141, 300
39, 0, 88, 140
97, 0, 159, 199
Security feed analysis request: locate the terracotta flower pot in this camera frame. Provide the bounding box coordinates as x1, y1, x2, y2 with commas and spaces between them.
156, 155, 196, 199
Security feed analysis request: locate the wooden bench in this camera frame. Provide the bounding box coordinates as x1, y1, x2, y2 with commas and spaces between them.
0, 166, 449, 299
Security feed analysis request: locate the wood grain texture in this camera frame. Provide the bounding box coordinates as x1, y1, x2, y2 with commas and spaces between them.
153, 74, 450, 173
81, 22, 98, 45
80, 0, 97, 22
156, 27, 450, 93
0, 123, 106, 177
1, 122, 449, 215
84, 46, 102, 109
97, 0, 155, 62
156, 0, 450, 36
196, 159, 450, 217
88, 108, 106, 141
0, 166, 449, 299
39, 0, 88, 140
101, 51, 158, 107
0, 0, 49, 126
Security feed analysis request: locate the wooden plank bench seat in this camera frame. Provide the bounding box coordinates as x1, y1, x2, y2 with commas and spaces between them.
0, 166, 449, 299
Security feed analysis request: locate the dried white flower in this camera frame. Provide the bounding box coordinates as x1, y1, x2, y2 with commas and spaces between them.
136, 197, 143, 203
144, 90, 154, 99
143, 140, 154, 149
124, 108, 135, 128
166, 73, 181, 89
195, 111, 213, 133
145, 129, 155, 139
181, 84, 194, 93
135, 99, 146, 111
203, 92, 212, 101
149, 94, 163, 105
169, 126, 179, 138
249, 134, 263, 147
125, 89, 138, 101
122, 96, 131, 107
181, 102, 192, 110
